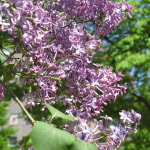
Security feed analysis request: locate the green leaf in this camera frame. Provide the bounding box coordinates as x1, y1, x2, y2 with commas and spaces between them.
3, 64, 14, 81
45, 103, 75, 121
20, 133, 32, 147
31, 122, 75, 150
3, 45, 14, 49
5, 64, 14, 69
70, 139, 98, 150
46, 76, 61, 81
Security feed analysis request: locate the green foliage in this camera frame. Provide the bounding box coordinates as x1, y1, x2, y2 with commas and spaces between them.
45, 103, 75, 122
70, 140, 98, 150
19, 133, 32, 148
3, 64, 15, 82
120, 128, 150, 150
31, 121, 75, 150
93, 0, 150, 149
0, 102, 16, 150
31, 121, 98, 150
30, 104, 97, 150
0, 127, 16, 150
115, 52, 150, 70
0, 102, 9, 125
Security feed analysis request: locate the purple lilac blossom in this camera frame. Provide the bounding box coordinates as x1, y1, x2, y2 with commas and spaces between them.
64, 110, 141, 150
0, 0, 129, 117
0, 1, 141, 149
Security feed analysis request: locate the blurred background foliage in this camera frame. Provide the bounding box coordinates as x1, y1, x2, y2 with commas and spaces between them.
0, 103, 16, 150
93, 0, 150, 149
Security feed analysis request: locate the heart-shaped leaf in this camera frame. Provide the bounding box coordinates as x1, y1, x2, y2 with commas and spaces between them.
45, 103, 75, 121
70, 139, 98, 150
31, 122, 75, 150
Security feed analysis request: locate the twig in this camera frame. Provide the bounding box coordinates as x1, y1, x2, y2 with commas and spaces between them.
89, 136, 104, 143
0, 51, 16, 65
0, 80, 36, 125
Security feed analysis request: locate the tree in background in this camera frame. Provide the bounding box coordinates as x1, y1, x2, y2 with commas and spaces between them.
0, 102, 16, 150
93, 0, 150, 149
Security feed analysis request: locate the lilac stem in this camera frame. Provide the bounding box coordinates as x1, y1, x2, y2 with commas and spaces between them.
0, 80, 36, 125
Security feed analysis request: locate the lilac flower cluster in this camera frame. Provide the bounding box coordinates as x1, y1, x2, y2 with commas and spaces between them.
0, 0, 141, 149
57, 0, 132, 35
64, 66, 128, 118
0, 0, 129, 118
65, 110, 141, 150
